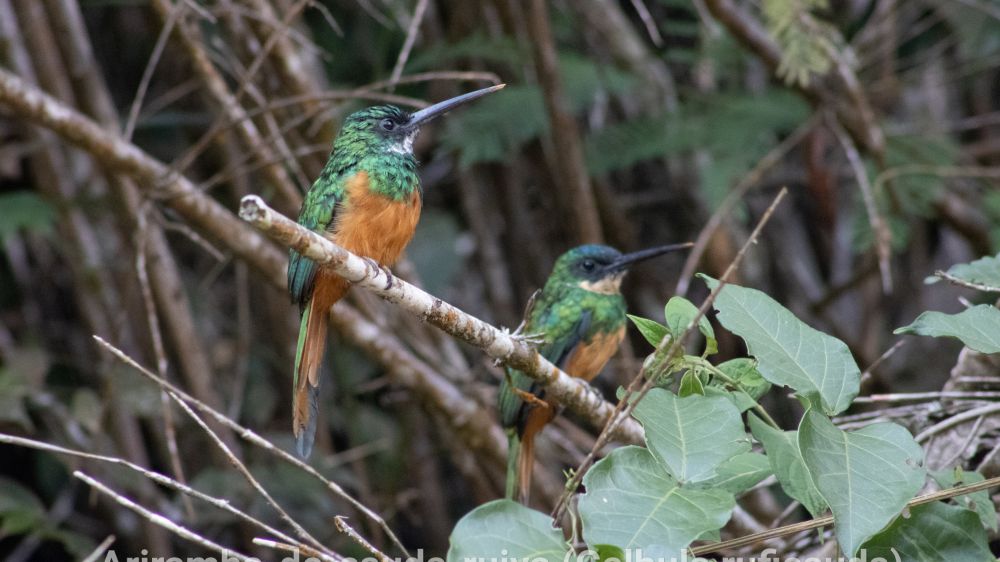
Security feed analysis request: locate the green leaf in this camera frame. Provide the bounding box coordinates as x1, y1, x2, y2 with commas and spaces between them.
0, 191, 56, 242
702, 452, 772, 494
930, 468, 997, 531
447, 500, 567, 562
716, 358, 771, 400
928, 252, 1000, 292
628, 315, 669, 347
702, 276, 860, 415
861, 502, 994, 562
664, 296, 717, 355
579, 446, 735, 558
633, 389, 750, 482
748, 414, 827, 518
704, 386, 757, 412
895, 305, 1000, 353
678, 371, 705, 397
798, 411, 926, 558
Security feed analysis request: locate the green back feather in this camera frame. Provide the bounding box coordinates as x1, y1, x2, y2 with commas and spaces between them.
288, 105, 420, 305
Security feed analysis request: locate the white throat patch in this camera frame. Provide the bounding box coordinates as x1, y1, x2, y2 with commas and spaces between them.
578, 275, 624, 295
390, 132, 417, 155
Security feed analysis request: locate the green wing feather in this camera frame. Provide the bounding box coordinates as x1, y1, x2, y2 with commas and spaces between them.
287, 177, 344, 306
498, 290, 592, 433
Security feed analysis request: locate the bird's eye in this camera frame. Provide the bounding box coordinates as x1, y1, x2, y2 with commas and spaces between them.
380, 118, 395, 131
582, 260, 596, 271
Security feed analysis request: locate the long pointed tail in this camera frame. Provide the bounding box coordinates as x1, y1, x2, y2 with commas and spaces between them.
505, 428, 535, 504
505, 430, 521, 500
293, 274, 347, 458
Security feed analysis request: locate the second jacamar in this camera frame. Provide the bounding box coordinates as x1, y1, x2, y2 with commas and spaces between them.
288, 84, 503, 458
498, 243, 692, 503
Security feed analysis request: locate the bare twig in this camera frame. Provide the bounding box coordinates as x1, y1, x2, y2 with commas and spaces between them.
828, 113, 892, 293
935, 269, 1000, 293
389, 0, 430, 88
81, 535, 116, 562
123, 0, 184, 140
677, 118, 814, 296
335, 516, 391, 562
0, 433, 306, 554
238, 195, 645, 443
92, 335, 410, 558
690, 474, 1000, 556
73, 471, 258, 561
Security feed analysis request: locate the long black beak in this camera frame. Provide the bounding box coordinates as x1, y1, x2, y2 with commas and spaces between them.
406, 84, 505, 128
603, 242, 694, 275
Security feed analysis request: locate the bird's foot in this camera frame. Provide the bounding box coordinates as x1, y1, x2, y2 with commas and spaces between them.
362, 258, 395, 290
504, 325, 545, 347
582, 380, 605, 402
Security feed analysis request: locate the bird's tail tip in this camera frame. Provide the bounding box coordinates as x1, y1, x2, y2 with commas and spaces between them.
294, 384, 320, 459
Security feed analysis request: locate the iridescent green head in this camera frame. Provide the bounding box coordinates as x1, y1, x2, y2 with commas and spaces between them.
332, 84, 506, 159
548, 243, 693, 294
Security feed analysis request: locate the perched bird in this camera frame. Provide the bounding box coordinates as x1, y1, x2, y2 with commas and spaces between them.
288, 84, 504, 458
498, 243, 692, 503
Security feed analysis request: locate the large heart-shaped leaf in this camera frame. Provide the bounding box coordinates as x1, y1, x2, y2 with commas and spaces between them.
895, 305, 1000, 354
633, 389, 750, 483
579, 446, 735, 559
861, 501, 994, 562
702, 277, 860, 414
798, 411, 926, 558
749, 415, 827, 517
447, 500, 567, 562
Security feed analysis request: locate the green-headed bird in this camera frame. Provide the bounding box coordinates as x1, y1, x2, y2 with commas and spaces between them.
499, 243, 691, 503
288, 84, 504, 458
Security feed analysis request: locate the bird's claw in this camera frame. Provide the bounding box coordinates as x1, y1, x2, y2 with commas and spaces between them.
510, 331, 545, 347
583, 381, 604, 402
362, 258, 395, 290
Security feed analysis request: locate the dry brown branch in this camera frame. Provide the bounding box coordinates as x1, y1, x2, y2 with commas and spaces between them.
239, 195, 645, 444
690, 473, 1000, 556
524, 0, 604, 243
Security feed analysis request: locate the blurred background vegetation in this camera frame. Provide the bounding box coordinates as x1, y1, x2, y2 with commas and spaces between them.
0, 0, 998, 559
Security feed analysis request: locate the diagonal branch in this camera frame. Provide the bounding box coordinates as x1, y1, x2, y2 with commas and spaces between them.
238, 195, 645, 444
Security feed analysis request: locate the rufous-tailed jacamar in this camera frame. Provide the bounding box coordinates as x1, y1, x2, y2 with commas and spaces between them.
498, 243, 692, 503
288, 84, 504, 458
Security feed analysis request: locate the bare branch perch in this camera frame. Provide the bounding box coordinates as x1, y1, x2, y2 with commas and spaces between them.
238, 195, 645, 444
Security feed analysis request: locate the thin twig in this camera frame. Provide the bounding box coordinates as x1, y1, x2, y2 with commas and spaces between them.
73, 471, 258, 561
335, 516, 391, 562
690, 474, 1000, 556
676, 118, 814, 296
828, 113, 892, 293
0, 433, 308, 556
80, 535, 116, 562
169, 393, 335, 557
915, 402, 1000, 443
935, 269, 1000, 293
389, 0, 430, 88
92, 335, 411, 558
854, 390, 1000, 404
123, 0, 185, 140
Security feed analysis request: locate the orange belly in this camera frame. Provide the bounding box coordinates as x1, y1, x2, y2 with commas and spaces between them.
563, 326, 626, 381
329, 170, 422, 265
